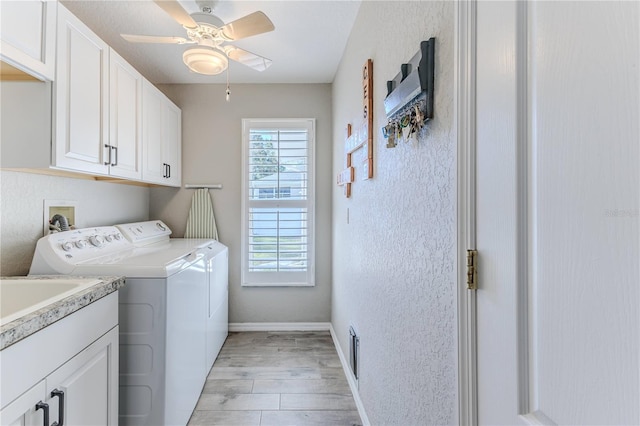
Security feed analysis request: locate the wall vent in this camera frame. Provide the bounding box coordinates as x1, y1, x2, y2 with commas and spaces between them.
349, 326, 360, 380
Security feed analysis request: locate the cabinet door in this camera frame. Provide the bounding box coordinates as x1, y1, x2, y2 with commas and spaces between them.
142, 80, 166, 184
0, 1, 56, 81
45, 327, 118, 426
109, 48, 142, 180
163, 99, 182, 187
53, 4, 109, 175
0, 381, 46, 426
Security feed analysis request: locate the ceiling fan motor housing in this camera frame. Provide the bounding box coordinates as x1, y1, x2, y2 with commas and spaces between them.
186, 12, 230, 47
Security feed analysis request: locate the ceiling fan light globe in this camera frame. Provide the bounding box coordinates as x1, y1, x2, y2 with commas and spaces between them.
182, 47, 228, 75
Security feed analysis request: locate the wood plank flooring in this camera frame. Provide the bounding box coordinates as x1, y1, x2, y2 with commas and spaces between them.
188, 331, 362, 426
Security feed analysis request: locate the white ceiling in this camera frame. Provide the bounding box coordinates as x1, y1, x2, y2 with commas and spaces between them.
60, 0, 361, 85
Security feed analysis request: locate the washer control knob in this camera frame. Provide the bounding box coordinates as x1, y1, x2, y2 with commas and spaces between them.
156, 222, 166, 231
61, 242, 73, 252
104, 234, 113, 242
75, 240, 87, 249
89, 235, 105, 247
114, 233, 122, 240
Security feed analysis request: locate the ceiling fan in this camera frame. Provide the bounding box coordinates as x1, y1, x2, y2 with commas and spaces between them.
121, 0, 275, 76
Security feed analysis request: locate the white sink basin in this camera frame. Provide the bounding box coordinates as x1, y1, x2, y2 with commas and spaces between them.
0, 278, 101, 325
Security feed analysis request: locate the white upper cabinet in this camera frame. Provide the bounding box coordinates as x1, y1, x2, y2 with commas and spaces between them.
0, 0, 56, 81
53, 4, 109, 175
163, 99, 182, 187
1, 3, 181, 187
109, 48, 142, 180
142, 80, 182, 187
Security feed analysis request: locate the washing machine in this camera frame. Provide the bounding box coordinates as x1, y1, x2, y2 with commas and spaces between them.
29, 220, 228, 426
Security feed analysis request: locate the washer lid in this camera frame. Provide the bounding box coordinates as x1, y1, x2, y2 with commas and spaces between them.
74, 239, 214, 278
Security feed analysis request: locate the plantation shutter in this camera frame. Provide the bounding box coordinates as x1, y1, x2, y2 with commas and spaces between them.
241, 119, 315, 286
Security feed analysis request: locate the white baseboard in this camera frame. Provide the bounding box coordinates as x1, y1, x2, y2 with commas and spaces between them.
329, 324, 370, 426
228, 322, 331, 332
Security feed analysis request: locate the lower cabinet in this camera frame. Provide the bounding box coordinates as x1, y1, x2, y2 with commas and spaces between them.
0, 380, 46, 426
48, 328, 118, 425
0, 328, 118, 426
0, 293, 119, 426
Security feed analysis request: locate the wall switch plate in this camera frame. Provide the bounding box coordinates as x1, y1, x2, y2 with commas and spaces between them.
43, 200, 78, 236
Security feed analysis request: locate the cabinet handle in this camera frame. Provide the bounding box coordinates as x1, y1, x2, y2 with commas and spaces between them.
167, 164, 171, 178
104, 144, 112, 165
162, 163, 167, 178
111, 146, 118, 167
35, 401, 49, 426
51, 389, 65, 426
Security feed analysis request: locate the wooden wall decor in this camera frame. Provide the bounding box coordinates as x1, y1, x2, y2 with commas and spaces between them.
337, 59, 374, 198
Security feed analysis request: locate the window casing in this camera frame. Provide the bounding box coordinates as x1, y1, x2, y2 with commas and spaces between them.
241, 119, 315, 286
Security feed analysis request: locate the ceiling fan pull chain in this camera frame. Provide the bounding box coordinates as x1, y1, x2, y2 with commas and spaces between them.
226, 66, 231, 102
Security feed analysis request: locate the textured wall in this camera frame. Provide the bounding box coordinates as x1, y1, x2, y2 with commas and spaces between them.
149, 84, 332, 324
331, 2, 457, 424
0, 171, 149, 276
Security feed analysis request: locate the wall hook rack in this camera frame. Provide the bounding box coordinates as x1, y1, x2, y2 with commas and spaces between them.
384, 38, 435, 122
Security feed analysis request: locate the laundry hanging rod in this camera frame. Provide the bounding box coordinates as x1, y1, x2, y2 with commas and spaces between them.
184, 184, 223, 189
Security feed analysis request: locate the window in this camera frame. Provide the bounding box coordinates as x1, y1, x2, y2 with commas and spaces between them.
241, 119, 315, 286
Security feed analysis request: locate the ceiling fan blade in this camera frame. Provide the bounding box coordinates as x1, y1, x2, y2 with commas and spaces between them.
224, 46, 273, 72
121, 34, 192, 44
153, 0, 198, 29
219, 11, 275, 41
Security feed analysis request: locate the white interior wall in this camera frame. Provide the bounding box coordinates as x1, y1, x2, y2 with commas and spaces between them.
0, 171, 149, 276
149, 83, 332, 324
331, 2, 457, 424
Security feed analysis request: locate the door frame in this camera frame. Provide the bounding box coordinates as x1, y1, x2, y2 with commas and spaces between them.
456, 2, 535, 423
455, 1, 478, 424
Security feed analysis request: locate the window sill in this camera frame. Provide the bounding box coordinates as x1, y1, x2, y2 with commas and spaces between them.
241, 282, 315, 287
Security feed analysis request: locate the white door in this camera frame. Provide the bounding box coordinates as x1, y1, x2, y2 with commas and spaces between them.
474, 1, 639, 424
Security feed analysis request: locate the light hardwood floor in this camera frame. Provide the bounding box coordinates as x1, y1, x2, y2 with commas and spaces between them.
188, 331, 362, 426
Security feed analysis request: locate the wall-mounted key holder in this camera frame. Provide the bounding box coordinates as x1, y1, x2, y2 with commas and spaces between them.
383, 38, 435, 147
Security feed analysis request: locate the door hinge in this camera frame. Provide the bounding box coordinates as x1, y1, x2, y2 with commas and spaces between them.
466, 249, 478, 290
